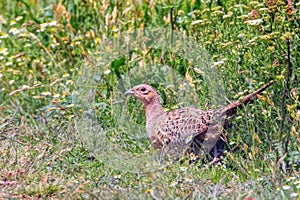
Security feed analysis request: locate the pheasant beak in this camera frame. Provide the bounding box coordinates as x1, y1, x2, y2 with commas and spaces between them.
124, 89, 134, 96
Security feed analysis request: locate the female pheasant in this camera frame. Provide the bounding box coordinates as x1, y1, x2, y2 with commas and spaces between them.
125, 81, 275, 163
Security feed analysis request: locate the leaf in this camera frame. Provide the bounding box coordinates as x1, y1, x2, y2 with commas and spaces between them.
257, 94, 273, 105
191, 20, 204, 26
253, 133, 262, 144
111, 56, 125, 78
0, 15, 7, 24
185, 71, 195, 87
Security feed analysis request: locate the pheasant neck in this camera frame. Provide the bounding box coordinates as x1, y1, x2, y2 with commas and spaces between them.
144, 100, 165, 123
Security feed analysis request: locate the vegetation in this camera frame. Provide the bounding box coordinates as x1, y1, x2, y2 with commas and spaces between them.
0, 0, 299, 199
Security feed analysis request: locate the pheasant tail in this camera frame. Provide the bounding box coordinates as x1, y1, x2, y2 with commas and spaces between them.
221, 80, 275, 116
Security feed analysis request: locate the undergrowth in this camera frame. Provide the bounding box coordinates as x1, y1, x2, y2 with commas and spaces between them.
0, 0, 299, 199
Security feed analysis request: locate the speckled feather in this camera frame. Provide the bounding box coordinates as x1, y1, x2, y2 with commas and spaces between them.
146, 108, 213, 149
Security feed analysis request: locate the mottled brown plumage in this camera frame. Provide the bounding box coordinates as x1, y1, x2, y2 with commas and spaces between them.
125, 81, 275, 162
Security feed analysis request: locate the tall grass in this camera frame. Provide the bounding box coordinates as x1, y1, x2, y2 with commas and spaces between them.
0, 0, 299, 199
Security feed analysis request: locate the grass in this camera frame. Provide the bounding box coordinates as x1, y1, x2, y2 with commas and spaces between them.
0, 0, 299, 199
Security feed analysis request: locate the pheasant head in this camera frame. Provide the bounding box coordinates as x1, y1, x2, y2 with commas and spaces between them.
124, 84, 160, 106
124, 84, 165, 122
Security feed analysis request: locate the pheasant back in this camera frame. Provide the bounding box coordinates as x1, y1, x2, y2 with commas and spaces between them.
146, 107, 224, 159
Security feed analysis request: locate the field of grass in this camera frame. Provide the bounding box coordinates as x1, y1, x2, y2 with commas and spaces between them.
0, 0, 299, 199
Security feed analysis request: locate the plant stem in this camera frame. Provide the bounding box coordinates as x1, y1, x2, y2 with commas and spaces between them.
278, 38, 292, 163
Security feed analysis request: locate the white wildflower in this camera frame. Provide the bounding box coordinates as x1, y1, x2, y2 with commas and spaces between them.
0, 48, 8, 55
282, 185, 290, 190
48, 20, 57, 26
16, 16, 23, 21
246, 19, 263, 26
0, 32, 9, 38
9, 28, 21, 35
180, 167, 187, 171
170, 181, 178, 187
290, 193, 298, 198
104, 69, 111, 75
41, 91, 52, 96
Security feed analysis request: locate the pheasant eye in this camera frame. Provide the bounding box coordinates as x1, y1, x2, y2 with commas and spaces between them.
140, 87, 148, 94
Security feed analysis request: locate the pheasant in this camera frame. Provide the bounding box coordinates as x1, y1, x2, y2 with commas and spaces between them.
124, 81, 275, 163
